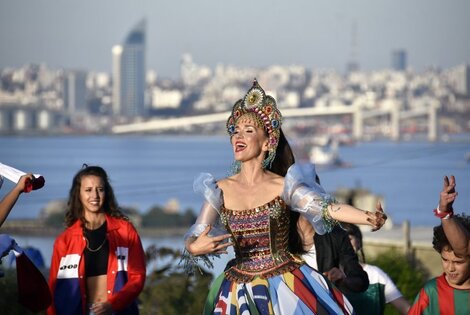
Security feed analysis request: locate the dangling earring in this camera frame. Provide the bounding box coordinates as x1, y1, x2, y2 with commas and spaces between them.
229, 160, 241, 175
262, 150, 276, 169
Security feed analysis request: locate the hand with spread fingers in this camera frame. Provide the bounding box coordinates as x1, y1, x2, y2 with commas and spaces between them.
366, 202, 388, 231
187, 225, 232, 256
436, 175, 469, 257
439, 175, 458, 213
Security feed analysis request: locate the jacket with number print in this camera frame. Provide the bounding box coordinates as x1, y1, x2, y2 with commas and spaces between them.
47, 214, 146, 315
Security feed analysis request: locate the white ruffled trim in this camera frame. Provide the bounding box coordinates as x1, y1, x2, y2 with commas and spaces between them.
282, 163, 336, 234
193, 173, 223, 214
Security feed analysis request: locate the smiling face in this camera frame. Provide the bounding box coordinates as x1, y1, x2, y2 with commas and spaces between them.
79, 175, 105, 216
441, 246, 470, 289
231, 113, 269, 163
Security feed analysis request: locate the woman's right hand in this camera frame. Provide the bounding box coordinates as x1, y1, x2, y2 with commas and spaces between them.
366, 202, 387, 231
186, 225, 232, 256
439, 175, 457, 212
14, 173, 34, 194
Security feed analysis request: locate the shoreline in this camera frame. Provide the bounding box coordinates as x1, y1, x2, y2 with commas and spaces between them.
0, 221, 187, 238
1, 219, 434, 242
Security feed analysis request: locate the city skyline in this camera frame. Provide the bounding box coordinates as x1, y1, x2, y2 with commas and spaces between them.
1, 0, 469, 78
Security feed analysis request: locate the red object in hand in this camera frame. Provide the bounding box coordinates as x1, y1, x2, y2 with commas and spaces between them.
24, 176, 45, 193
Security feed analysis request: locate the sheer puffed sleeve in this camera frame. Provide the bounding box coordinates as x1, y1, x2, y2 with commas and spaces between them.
184, 173, 227, 240
181, 173, 228, 274
281, 163, 338, 235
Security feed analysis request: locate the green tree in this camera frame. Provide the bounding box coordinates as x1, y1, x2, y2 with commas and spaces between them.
141, 206, 196, 228
368, 249, 428, 315
140, 245, 213, 314
44, 212, 66, 228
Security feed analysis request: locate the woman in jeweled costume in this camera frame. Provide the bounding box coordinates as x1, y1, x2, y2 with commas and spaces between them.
183, 80, 387, 315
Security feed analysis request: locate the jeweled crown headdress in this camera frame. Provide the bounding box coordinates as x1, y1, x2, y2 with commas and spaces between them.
226, 79, 282, 146
226, 79, 283, 170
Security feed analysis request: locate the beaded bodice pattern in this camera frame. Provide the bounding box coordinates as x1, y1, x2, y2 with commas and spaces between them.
220, 196, 302, 283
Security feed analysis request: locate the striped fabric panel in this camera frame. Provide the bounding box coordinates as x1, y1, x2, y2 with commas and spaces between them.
298, 265, 353, 315
437, 275, 454, 314
453, 288, 470, 315
208, 265, 355, 314
437, 274, 470, 315
251, 278, 273, 314
410, 274, 470, 315
268, 275, 316, 314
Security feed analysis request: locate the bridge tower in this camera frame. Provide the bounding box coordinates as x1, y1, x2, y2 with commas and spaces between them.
352, 103, 363, 140
390, 100, 401, 141
428, 101, 438, 142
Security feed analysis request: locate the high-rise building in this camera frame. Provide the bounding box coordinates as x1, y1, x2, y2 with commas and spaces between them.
63, 70, 87, 114
391, 50, 407, 71
447, 64, 470, 96
112, 19, 146, 118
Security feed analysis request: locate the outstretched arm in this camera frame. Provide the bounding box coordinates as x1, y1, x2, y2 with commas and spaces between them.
438, 175, 469, 256
327, 201, 388, 231
0, 174, 33, 227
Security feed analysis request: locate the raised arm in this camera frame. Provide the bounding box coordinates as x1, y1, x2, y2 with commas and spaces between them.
437, 175, 469, 256
284, 164, 387, 234
0, 174, 33, 227
327, 201, 388, 231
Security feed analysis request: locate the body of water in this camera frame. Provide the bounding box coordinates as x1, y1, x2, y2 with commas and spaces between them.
1, 134, 470, 272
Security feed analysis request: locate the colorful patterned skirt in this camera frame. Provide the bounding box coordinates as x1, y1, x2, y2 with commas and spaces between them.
204, 264, 354, 315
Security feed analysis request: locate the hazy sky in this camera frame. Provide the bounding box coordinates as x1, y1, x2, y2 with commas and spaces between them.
1, 0, 469, 78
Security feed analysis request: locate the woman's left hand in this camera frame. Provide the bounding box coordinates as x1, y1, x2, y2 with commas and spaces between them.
366, 202, 387, 231
90, 301, 113, 315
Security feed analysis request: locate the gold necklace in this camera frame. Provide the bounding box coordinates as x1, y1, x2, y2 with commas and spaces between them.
84, 236, 107, 252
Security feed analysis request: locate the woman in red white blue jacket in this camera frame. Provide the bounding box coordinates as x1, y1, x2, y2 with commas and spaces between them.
48, 165, 146, 315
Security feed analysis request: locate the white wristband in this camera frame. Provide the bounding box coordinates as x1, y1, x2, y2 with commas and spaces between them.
437, 205, 453, 220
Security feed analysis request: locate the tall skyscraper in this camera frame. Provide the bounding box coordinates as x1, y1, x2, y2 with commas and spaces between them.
112, 19, 146, 118
63, 70, 87, 114
391, 49, 407, 71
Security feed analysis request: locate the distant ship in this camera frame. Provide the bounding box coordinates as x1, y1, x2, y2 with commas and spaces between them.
308, 139, 344, 166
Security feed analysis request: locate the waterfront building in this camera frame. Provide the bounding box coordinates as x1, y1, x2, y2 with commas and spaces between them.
112, 19, 146, 118
446, 64, 470, 96
63, 70, 87, 114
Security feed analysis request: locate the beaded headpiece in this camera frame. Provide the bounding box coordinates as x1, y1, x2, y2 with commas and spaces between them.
226, 79, 283, 170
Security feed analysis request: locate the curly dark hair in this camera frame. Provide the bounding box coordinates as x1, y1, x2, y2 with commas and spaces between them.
64, 164, 128, 228
432, 213, 470, 253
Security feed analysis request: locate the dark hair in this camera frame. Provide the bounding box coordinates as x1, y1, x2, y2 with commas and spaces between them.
342, 223, 366, 263
64, 164, 128, 227
264, 129, 306, 255
432, 213, 470, 253
269, 129, 295, 177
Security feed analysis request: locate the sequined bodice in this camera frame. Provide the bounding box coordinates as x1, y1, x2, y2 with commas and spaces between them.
220, 196, 301, 283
